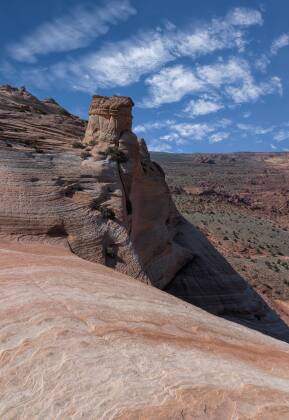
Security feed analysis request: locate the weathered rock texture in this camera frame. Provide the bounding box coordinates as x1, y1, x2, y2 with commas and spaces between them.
0, 242, 289, 419
0, 85, 84, 151
83, 95, 193, 287
0, 85, 288, 343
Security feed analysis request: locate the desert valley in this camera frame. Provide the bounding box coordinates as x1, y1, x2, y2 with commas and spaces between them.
154, 152, 289, 323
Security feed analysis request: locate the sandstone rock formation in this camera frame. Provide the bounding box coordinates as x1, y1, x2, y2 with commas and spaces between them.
0, 85, 288, 343
0, 241, 289, 419
0, 85, 84, 151
82, 95, 193, 288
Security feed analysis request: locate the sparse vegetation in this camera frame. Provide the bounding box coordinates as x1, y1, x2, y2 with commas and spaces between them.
105, 146, 128, 163
72, 140, 85, 149
100, 206, 115, 220
153, 152, 289, 301
80, 150, 91, 159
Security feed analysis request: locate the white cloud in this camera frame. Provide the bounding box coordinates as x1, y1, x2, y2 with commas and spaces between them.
134, 125, 146, 133
159, 133, 179, 142
143, 65, 204, 107
226, 7, 263, 26
254, 54, 271, 72
196, 58, 247, 86
135, 119, 222, 144
216, 118, 232, 128
271, 33, 289, 55
52, 30, 174, 91
143, 57, 282, 108
271, 144, 277, 150
184, 98, 224, 116
253, 33, 289, 74
196, 58, 282, 104
134, 120, 175, 134
226, 76, 282, 103
176, 7, 263, 57
7, 0, 136, 62
19, 7, 264, 92
237, 123, 274, 135
148, 142, 173, 152
171, 122, 215, 140
273, 130, 289, 142
195, 58, 281, 103
209, 132, 230, 143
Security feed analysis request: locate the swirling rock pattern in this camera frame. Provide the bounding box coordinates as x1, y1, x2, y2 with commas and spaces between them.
0, 242, 289, 419
0, 85, 288, 343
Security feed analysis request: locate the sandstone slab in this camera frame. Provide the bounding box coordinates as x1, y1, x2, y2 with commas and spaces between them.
0, 242, 289, 419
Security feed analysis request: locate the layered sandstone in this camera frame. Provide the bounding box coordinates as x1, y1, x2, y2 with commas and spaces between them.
0, 242, 289, 419
0, 86, 288, 343
0, 85, 85, 151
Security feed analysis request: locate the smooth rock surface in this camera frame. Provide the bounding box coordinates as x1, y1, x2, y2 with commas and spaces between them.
0, 241, 289, 420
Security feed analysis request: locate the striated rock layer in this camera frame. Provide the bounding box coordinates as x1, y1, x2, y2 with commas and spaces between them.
0, 242, 289, 419
0, 85, 288, 342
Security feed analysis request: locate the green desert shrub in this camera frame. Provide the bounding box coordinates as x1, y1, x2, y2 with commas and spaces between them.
100, 206, 115, 220
105, 146, 128, 163
72, 140, 85, 149
80, 150, 91, 159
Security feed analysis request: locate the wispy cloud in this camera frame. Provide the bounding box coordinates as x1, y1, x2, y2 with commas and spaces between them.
254, 33, 289, 73
19, 7, 263, 91
170, 122, 215, 140
237, 123, 275, 135
7, 0, 136, 63
209, 132, 230, 143
184, 98, 224, 116
226, 76, 282, 103
143, 65, 204, 107
254, 54, 271, 72
226, 7, 263, 26
136, 118, 218, 145
142, 57, 282, 107
135, 118, 288, 151
270, 33, 289, 55
134, 120, 175, 134
53, 30, 174, 91
273, 130, 289, 142
148, 142, 173, 152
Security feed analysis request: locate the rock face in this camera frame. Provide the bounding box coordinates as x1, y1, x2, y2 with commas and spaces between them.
0, 85, 288, 343
83, 95, 193, 288
0, 241, 289, 419
0, 85, 84, 151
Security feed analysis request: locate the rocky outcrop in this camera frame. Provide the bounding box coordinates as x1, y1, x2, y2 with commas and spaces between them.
82, 95, 193, 288
1, 241, 289, 419
0, 85, 85, 151
0, 86, 288, 342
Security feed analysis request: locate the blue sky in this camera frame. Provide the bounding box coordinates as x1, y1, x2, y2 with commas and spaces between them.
1, 0, 289, 152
